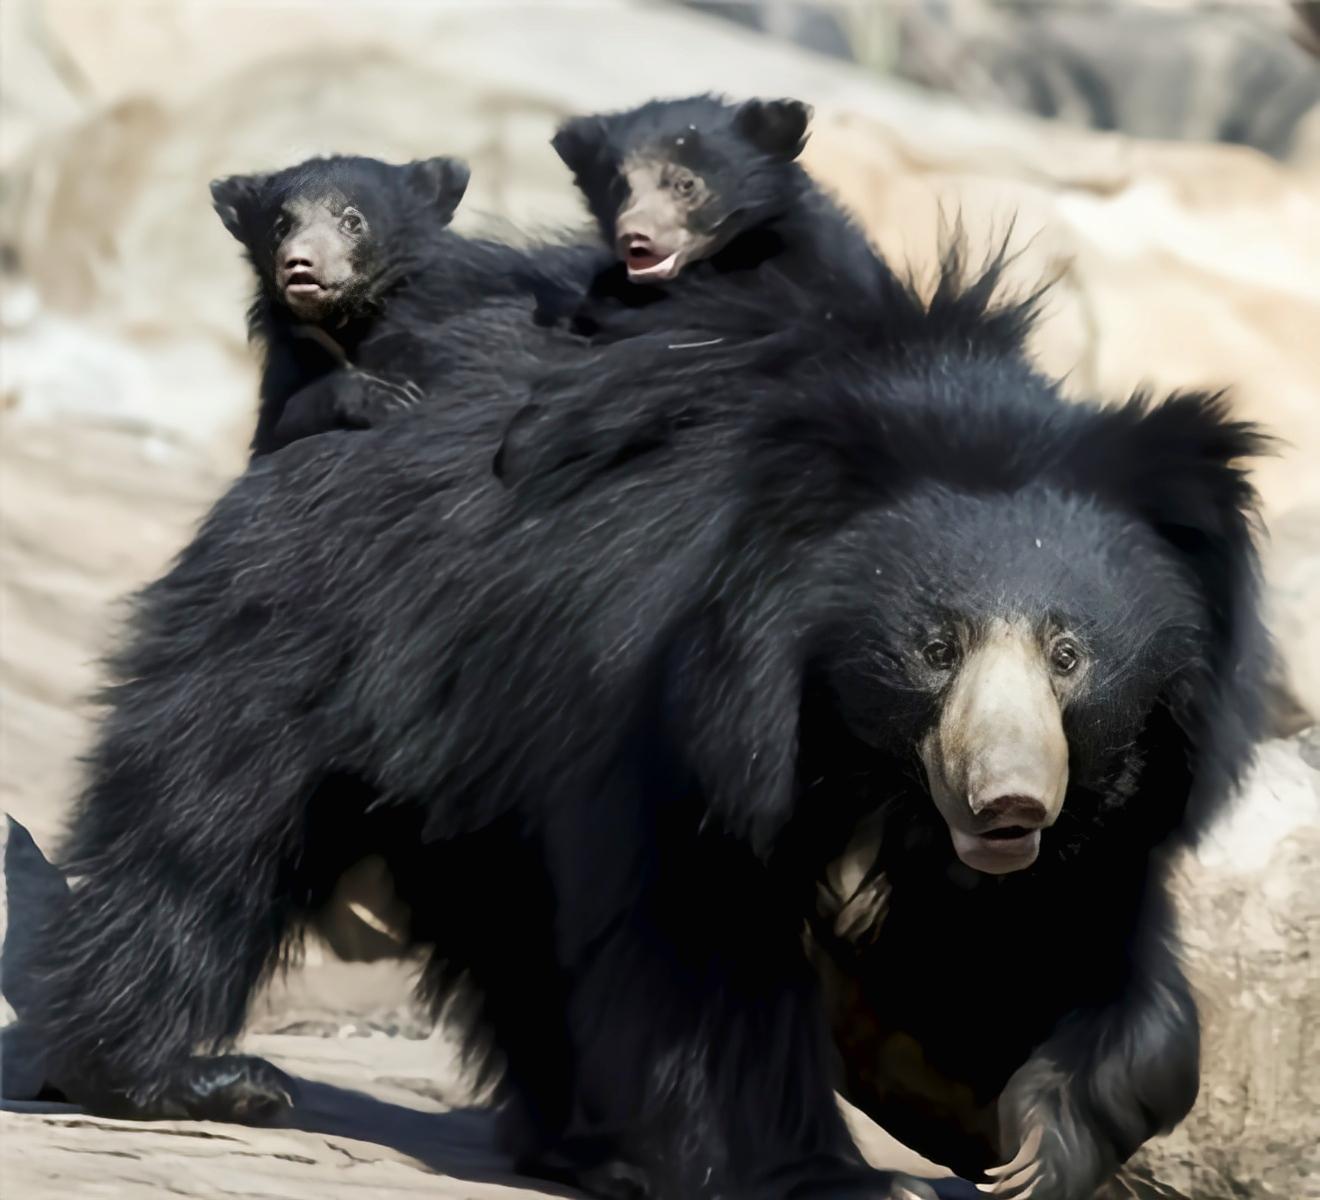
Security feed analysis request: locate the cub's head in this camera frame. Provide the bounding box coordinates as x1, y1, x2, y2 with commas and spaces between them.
210, 154, 469, 324
551, 94, 811, 283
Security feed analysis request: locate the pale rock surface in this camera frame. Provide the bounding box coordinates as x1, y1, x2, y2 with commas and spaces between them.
1119, 730, 1320, 1199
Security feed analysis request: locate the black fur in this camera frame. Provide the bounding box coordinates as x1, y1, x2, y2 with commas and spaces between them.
219, 99, 877, 461
783, 370, 1269, 1195
32, 252, 1265, 1200
496, 239, 1042, 490
213, 154, 604, 456
547, 93, 881, 342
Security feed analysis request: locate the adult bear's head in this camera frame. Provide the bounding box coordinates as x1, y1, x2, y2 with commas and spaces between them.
669, 361, 1271, 873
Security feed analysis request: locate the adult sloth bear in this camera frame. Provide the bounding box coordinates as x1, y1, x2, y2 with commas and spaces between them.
802, 392, 1268, 1200
32, 255, 1265, 1200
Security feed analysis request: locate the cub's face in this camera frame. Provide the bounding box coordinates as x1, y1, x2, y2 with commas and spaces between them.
551, 96, 811, 283
210, 155, 469, 324
819, 487, 1205, 874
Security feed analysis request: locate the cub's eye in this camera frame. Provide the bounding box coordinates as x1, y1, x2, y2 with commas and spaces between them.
340, 208, 365, 236
922, 639, 958, 671
673, 174, 697, 198
1050, 637, 1081, 676
271, 214, 291, 241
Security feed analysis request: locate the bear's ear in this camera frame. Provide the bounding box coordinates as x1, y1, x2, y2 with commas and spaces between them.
1100, 391, 1273, 836
209, 173, 268, 244
733, 98, 812, 161
407, 157, 470, 225
551, 115, 610, 178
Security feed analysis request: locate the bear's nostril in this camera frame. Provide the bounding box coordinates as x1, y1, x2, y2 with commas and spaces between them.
971, 794, 1048, 826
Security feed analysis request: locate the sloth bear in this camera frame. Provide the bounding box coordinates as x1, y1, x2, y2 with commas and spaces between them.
213, 154, 472, 455
214, 95, 869, 458
31, 251, 1266, 1200
799, 404, 1268, 1200
211, 153, 614, 456
548, 93, 879, 339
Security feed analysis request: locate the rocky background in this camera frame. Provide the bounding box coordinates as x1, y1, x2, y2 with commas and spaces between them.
1, 2, 1317, 1197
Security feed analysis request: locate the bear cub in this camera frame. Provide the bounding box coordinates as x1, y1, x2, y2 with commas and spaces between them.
212, 155, 469, 457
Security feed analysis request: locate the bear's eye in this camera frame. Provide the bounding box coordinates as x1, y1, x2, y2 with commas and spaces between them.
673, 173, 697, 198
340, 208, 366, 236
1050, 637, 1081, 675
271, 213, 291, 242
922, 639, 958, 671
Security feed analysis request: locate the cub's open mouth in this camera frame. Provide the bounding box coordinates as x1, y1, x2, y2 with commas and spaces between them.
625, 248, 681, 283
284, 270, 325, 297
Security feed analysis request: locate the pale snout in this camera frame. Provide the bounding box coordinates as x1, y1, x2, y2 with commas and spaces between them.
616, 161, 715, 282
276, 215, 355, 318
919, 621, 1069, 874
615, 207, 686, 282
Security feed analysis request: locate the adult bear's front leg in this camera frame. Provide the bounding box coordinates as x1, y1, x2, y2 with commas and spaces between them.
984, 886, 1200, 1200
553, 843, 948, 1200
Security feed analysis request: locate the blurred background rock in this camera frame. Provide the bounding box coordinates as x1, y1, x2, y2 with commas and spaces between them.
1, 2, 1316, 1197
689, 0, 1320, 160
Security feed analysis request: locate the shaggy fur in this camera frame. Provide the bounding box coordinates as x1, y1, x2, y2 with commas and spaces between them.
546, 93, 881, 341
32, 254, 1266, 1200
221, 97, 882, 461
214, 153, 604, 455
802, 376, 1268, 1196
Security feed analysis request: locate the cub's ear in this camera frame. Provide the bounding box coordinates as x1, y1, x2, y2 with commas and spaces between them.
209, 173, 267, 243
1091, 391, 1273, 835
551, 115, 610, 178
733, 98, 813, 161
407, 157, 470, 225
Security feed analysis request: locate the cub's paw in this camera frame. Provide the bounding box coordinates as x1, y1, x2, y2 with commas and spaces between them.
336, 372, 426, 427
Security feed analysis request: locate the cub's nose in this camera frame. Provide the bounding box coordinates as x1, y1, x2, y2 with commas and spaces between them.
283, 251, 315, 271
